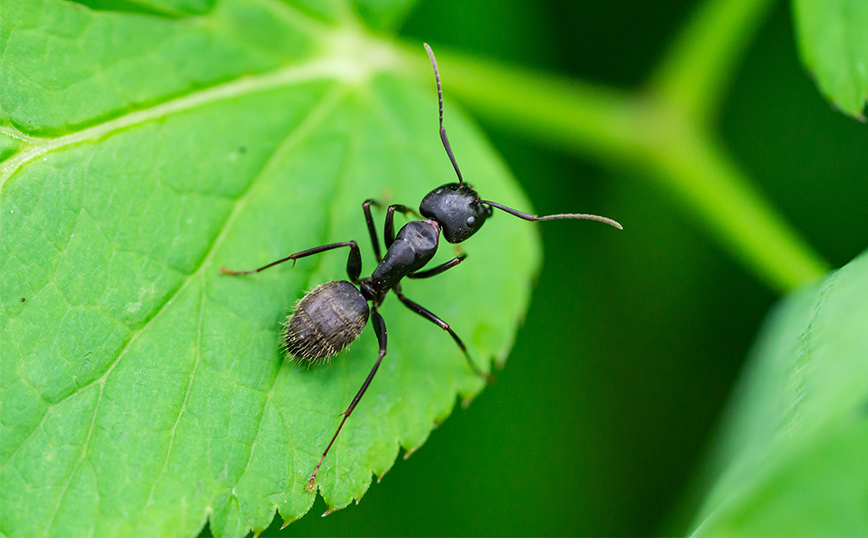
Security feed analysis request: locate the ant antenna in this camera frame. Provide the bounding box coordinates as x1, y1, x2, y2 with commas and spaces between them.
481, 200, 624, 229
424, 43, 464, 185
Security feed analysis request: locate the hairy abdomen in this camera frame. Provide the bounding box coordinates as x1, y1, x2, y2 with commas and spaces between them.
283, 280, 369, 361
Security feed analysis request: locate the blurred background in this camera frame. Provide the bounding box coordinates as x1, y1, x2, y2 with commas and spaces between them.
260, 0, 868, 535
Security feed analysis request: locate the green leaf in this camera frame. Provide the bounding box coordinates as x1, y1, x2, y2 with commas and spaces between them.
0, 1, 541, 536
690, 248, 868, 535
793, 0, 868, 118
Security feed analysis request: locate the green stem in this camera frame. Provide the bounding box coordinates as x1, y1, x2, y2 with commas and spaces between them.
650, 0, 781, 124
634, 104, 829, 292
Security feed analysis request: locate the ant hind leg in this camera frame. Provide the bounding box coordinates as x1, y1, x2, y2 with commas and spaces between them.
307, 307, 388, 490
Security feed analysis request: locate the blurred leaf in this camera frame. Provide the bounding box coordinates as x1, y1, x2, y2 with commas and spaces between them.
691, 248, 868, 535
0, 1, 539, 537
793, 0, 868, 118
351, 0, 420, 32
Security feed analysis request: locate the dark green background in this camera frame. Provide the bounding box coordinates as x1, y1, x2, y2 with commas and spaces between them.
253, 0, 867, 535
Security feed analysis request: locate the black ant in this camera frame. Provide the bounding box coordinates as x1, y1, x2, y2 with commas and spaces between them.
221, 43, 622, 491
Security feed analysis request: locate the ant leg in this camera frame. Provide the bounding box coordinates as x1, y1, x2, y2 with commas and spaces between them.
384, 205, 419, 249
362, 199, 382, 262
408, 254, 466, 279
221, 241, 363, 284
308, 307, 387, 491
392, 287, 491, 382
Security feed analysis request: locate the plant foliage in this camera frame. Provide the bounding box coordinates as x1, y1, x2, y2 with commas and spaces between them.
691, 248, 868, 535
793, 0, 868, 118
0, 1, 539, 536
3, 0, 868, 536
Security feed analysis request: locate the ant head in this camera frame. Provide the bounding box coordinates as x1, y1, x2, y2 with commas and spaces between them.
420, 44, 623, 242
419, 183, 493, 243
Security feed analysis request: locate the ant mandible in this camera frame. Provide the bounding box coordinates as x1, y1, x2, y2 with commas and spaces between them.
221, 43, 622, 491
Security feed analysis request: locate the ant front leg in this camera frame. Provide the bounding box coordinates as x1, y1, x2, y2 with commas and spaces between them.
392, 286, 491, 382
308, 306, 388, 491
221, 241, 363, 284
362, 199, 383, 263
408, 254, 467, 279
384, 205, 419, 249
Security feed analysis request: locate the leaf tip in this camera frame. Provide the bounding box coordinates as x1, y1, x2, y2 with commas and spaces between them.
830, 99, 867, 122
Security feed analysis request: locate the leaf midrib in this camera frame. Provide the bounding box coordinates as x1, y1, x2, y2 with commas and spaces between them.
0, 26, 402, 191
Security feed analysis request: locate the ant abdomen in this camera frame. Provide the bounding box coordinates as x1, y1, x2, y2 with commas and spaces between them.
283, 280, 370, 361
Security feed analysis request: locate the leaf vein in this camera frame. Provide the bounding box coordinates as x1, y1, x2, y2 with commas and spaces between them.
223, 88, 363, 520
44, 383, 103, 537
138, 277, 207, 529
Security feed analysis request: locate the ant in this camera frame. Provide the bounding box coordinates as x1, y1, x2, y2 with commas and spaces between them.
221, 43, 622, 491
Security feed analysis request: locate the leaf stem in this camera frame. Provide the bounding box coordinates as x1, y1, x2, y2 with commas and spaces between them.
632, 104, 830, 292
397, 38, 830, 293
649, 0, 781, 124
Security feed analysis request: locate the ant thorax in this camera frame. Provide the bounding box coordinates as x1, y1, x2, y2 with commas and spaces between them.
370, 220, 440, 291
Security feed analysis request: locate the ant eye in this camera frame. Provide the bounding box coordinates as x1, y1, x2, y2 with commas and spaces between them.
466, 216, 475, 226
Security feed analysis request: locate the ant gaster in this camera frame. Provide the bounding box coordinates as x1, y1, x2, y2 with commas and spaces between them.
221, 43, 622, 491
